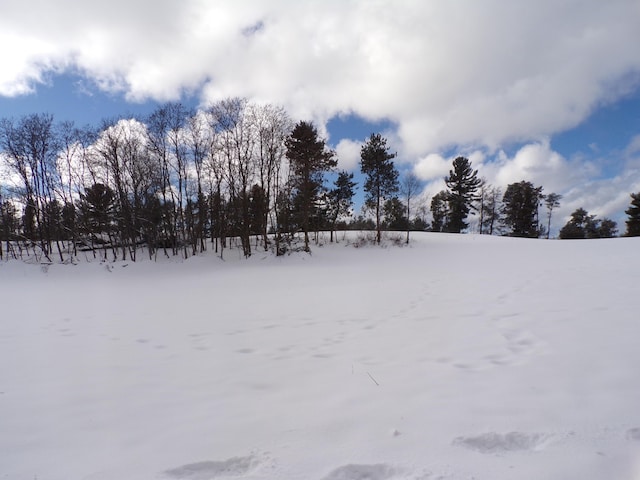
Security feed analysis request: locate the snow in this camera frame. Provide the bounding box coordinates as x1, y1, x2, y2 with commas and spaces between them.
1, 233, 640, 480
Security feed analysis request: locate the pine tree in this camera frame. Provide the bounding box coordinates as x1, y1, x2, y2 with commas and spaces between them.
598, 218, 618, 238
502, 181, 544, 237
624, 192, 640, 236
430, 190, 449, 232
544, 193, 562, 239
78, 183, 117, 237
559, 208, 617, 239
559, 208, 590, 239
382, 197, 408, 231
327, 171, 356, 243
360, 133, 399, 244
285, 121, 336, 252
444, 156, 481, 233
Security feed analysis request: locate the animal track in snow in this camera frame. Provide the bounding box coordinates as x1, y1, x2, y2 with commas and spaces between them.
321, 463, 398, 480
454, 431, 551, 454
236, 348, 255, 354
626, 427, 640, 441
502, 329, 549, 363
164, 455, 258, 479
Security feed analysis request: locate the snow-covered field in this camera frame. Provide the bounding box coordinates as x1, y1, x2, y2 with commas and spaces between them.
2, 232, 640, 480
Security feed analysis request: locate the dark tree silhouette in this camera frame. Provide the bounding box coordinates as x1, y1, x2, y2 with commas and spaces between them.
560, 208, 617, 239
327, 171, 356, 243
430, 190, 449, 232
544, 193, 562, 239
625, 192, 640, 236
383, 197, 408, 231
79, 183, 117, 238
502, 181, 543, 237
285, 121, 336, 252
360, 133, 399, 244
444, 156, 481, 233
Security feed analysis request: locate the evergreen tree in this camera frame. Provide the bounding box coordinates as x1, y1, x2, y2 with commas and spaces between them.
248, 184, 268, 236
383, 197, 409, 231
0, 199, 19, 260
598, 218, 618, 238
559, 208, 590, 239
624, 192, 640, 236
502, 181, 543, 237
360, 133, 399, 244
78, 183, 117, 238
285, 121, 336, 252
327, 171, 356, 243
61, 202, 77, 242
444, 156, 481, 233
560, 208, 618, 239
430, 190, 449, 232
544, 193, 562, 239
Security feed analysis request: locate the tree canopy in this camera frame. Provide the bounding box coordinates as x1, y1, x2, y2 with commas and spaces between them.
360, 133, 399, 244
501, 181, 543, 238
559, 208, 618, 239
285, 121, 337, 252
624, 192, 640, 236
444, 156, 481, 233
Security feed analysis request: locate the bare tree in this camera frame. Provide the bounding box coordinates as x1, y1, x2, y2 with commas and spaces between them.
185, 111, 212, 254
481, 186, 502, 235
0, 114, 61, 261
252, 103, 292, 251
401, 172, 422, 243
209, 98, 257, 258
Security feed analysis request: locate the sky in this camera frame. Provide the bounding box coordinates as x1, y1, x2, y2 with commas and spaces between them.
1, 0, 640, 234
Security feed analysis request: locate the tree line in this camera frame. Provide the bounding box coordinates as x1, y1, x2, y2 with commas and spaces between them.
0, 100, 426, 262
429, 155, 640, 239
2, 101, 639, 263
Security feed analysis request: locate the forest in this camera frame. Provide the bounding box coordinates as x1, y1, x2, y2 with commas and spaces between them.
1, 98, 640, 263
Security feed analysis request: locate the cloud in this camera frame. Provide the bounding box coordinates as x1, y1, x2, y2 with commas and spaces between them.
1, 1, 639, 157
414, 153, 450, 182
334, 138, 362, 171
479, 139, 582, 193
412, 137, 640, 234
4, 1, 640, 231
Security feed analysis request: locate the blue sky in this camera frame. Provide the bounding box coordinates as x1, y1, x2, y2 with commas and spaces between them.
1, 1, 640, 234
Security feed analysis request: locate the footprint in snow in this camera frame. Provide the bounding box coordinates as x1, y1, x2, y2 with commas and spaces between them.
626, 428, 640, 441
164, 455, 257, 479
454, 432, 551, 454
321, 464, 398, 480
236, 348, 254, 354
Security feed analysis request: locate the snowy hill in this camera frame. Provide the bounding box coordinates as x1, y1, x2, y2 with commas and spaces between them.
1, 232, 640, 480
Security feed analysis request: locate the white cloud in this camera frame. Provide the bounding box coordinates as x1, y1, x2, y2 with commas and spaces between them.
479, 138, 640, 234
410, 137, 640, 234
4, 1, 640, 230
1, 1, 639, 156
481, 139, 580, 192
414, 153, 450, 182
625, 134, 640, 156
334, 138, 362, 171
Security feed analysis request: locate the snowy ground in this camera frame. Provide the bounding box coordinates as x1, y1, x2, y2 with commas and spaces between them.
1, 232, 640, 480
